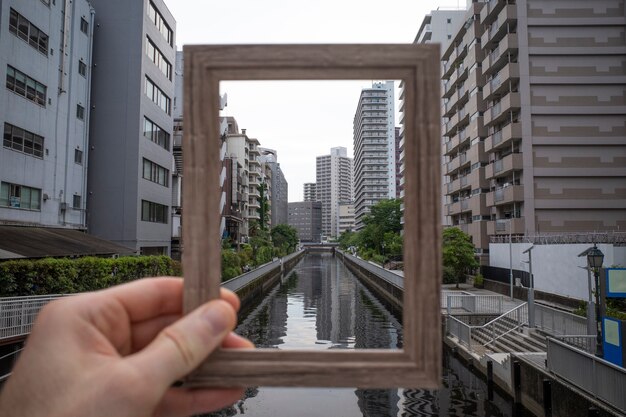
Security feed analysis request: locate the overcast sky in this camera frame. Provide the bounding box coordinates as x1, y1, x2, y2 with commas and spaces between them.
167, 0, 465, 201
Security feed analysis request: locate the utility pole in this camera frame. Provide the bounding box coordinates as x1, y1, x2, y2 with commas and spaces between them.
523, 245, 535, 328
509, 219, 514, 300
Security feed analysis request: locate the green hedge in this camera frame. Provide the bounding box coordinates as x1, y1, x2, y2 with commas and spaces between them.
0, 256, 181, 297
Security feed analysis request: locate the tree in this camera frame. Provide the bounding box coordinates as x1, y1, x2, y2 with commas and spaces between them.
258, 183, 270, 231
442, 227, 479, 289
271, 224, 299, 255
359, 199, 402, 258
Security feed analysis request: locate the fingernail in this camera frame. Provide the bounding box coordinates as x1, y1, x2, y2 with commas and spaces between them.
202, 302, 231, 336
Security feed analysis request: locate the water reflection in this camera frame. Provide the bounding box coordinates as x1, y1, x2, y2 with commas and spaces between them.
236, 253, 401, 350
205, 253, 533, 417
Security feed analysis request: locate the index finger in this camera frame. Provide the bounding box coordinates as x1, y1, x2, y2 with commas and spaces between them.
91, 278, 240, 323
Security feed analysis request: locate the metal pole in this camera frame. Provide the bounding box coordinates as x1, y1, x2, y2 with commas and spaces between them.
527, 247, 535, 328
509, 220, 514, 300
586, 267, 596, 338
594, 268, 603, 358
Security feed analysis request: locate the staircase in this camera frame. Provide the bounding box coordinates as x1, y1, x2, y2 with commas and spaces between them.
471, 320, 547, 353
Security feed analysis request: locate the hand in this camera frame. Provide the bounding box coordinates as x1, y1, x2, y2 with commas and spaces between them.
0, 278, 253, 417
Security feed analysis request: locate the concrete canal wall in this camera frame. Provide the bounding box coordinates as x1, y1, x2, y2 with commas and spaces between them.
336, 251, 403, 315
221, 250, 305, 311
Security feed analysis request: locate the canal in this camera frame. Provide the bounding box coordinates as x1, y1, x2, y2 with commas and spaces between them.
207, 253, 534, 417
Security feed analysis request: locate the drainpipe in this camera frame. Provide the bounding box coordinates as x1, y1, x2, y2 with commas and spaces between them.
82, 4, 96, 229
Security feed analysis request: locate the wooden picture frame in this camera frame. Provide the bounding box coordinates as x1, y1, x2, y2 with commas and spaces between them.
183, 44, 441, 388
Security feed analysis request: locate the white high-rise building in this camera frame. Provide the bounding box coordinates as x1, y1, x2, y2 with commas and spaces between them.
1, 0, 95, 230
315, 147, 353, 239
353, 81, 395, 230
303, 183, 317, 202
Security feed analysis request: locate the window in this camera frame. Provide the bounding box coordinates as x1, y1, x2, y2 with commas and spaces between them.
80, 18, 89, 34
148, 2, 173, 47
145, 77, 171, 114
141, 200, 168, 223
0, 182, 41, 210
72, 194, 81, 209
143, 117, 170, 149
146, 37, 172, 80
447, 18, 452, 24
9, 9, 49, 55
76, 104, 85, 120
6, 66, 47, 106
3, 123, 44, 158
143, 158, 169, 187
74, 148, 83, 164
78, 60, 87, 77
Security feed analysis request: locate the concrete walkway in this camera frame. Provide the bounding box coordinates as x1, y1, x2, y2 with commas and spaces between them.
442, 282, 525, 312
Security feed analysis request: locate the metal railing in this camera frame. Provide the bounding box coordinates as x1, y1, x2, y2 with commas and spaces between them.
339, 252, 404, 290
447, 302, 528, 350
547, 338, 626, 413
221, 250, 304, 293
444, 294, 504, 315
535, 303, 587, 337
0, 295, 71, 340
554, 334, 596, 354
490, 231, 626, 245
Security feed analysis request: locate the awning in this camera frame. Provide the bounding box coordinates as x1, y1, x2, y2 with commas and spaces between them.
0, 226, 135, 259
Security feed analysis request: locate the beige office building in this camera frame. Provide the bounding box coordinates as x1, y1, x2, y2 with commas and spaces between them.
442, 0, 626, 262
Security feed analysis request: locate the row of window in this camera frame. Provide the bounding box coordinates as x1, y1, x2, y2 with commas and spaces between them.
3, 123, 44, 158
0, 182, 41, 211
143, 117, 170, 149
141, 200, 168, 223
146, 37, 172, 80
145, 77, 171, 115
142, 158, 169, 187
9, 9, 49, 56
6, 66, 47, 107
148, 2, 173, 47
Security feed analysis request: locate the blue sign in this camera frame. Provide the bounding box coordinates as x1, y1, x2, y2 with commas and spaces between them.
605, 268, 626, 298
602, 317, 623, 367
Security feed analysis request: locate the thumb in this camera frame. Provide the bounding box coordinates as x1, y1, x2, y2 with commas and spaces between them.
129, 299, 236, 388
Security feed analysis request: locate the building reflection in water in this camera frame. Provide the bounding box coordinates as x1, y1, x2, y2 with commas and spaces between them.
206, 253, 531, 417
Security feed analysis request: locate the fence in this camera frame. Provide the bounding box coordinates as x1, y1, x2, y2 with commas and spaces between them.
444, 294, 504, 315
221, 250, 304, 292
554, 334, 596, 354
535, 303, 587, 336
339, 252, 404, 290
547, 338, 626, 413
447, 302, 529, 351
0, 295, 70, 340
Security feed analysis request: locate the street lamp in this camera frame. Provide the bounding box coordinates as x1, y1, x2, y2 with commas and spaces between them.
586, 244, 605, 357
523, 245, 535, 328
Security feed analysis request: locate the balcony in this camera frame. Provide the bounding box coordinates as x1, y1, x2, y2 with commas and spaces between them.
483, 62, 520, 100
487, 217, 526, 236
447, 200, 461, 216
467, 116, 488, 140
486, 185, 524, 206
480, 0, 506, 26
458, 194, 489, 216
444, 112, 460, 137
482, 33, 519, 76
486, 153, 523, 179
484, 92, 521, 127
466, 67, 485, 93
446, 156, 461, 175
464, 166, 489, 190
466, 141, 488, 165
485, 122, 522, 153
446, 178, 460, 195
481, 5, 518, 50
466, 91, 486, 117
445, 134, 460, 156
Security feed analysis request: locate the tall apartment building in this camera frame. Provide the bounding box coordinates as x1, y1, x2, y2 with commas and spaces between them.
259, 148, 288, 227
288, 201, 322, 243
87, 0, 176, 255
399, 8, 465, 226
337, 202, 355, 235
442, 0, 626, 262
1, 0, 94, 229
303, 182, 317, 202
315, 147, 353, 239
353, 81, 395, 230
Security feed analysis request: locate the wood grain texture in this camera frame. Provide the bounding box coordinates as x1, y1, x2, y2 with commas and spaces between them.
183, 44, 441, 388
